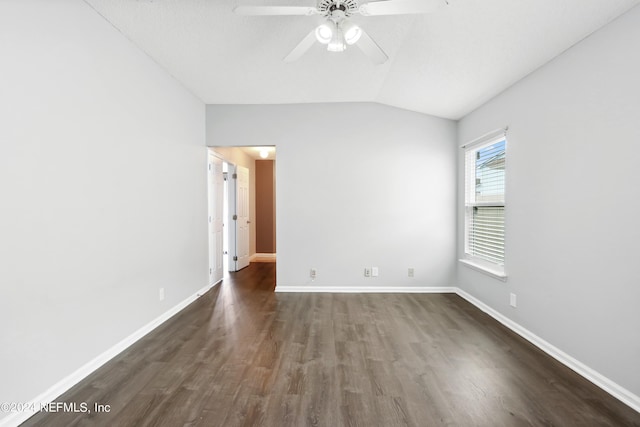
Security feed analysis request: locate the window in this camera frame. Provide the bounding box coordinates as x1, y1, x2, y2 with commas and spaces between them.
463, 130, 507, 278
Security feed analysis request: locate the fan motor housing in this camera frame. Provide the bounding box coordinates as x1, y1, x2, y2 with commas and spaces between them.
318, 0, 359, 17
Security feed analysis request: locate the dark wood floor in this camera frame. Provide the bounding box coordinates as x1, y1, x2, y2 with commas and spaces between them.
23, 263, 640, 426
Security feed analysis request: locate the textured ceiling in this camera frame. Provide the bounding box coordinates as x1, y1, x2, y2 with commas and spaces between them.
85, 0, 639, 120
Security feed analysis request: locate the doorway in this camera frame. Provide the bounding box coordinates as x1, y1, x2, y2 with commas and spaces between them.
207, 152, 224, 285
208, 146, 276, 278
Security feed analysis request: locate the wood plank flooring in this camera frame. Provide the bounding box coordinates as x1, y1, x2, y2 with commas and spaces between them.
22, 263, 640, 426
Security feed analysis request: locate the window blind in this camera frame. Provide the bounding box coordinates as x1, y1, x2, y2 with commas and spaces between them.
464, 137, 506, 266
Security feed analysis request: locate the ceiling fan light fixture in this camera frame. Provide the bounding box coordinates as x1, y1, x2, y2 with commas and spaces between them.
315, 24, 332, 44
342, 21, 362, 45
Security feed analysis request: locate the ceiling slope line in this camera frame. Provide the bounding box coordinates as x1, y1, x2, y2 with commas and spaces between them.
82, 0, 206, 106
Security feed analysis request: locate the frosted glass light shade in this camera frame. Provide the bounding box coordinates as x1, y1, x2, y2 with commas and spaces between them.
342, 21, 362, 45
315, 24, 332, 44
327, 27, 346, 52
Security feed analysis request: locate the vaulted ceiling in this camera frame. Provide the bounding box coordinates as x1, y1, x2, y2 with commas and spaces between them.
85, 0, 639, 120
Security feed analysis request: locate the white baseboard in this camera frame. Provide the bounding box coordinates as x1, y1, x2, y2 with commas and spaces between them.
456, 289, 640, 414
275, 285, 457, 293
0, 280, 221, 427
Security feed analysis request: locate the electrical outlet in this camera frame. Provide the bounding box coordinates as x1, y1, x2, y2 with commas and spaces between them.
364, 268, 371, 277
510, 293, 517, 308
159, 288, 165, 301
371, 267, 379, 277
310, 268, 317, 279
408, 268, 414, 278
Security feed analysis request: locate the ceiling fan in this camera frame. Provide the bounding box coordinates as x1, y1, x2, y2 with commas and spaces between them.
234, 0, 447, 64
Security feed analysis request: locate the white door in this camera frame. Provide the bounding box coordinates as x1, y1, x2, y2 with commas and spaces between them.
235, 165, 250, 270
208, 154, 224, 285
227, 163, 237, 272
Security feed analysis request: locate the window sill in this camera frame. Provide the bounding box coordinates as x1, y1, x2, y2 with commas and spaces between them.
459, 259, 507, 282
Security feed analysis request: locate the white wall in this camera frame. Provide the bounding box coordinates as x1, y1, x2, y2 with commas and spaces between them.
0, 0, 207, 418
207, 103, 457, 289
457, 6, 640, 398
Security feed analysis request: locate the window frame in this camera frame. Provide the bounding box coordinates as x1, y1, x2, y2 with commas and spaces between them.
460, 129, 508, 280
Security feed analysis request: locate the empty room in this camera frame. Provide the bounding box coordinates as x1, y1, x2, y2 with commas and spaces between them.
1, 0, 639, 426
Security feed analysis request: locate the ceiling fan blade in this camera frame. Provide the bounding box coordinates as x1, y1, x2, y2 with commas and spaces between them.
233, 6, 318, 16
354, 30, 388, 65
283, 30, 317, 62
358, 0, 444, 16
